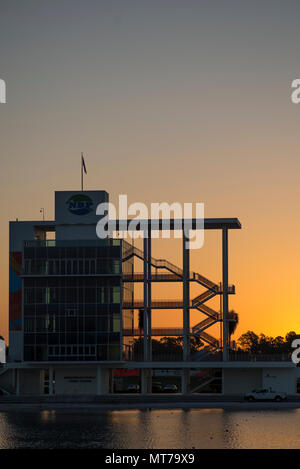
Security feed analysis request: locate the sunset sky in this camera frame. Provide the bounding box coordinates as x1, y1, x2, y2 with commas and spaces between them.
1, 0, 300, 343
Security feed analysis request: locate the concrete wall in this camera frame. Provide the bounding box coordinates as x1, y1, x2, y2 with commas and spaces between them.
9, 221, 36, 252
9, 332, 22, 362
223, 367, 300, 395
262, 368, 297, 394
19, 369, 43, 394
55, 224, 99, 241
55, 367, 97, 394
54, 367, 111, 395
223, 368, 262, 394
97, 367, 111, 394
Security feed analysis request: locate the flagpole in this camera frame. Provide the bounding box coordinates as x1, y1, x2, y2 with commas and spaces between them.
81, 153, 87, 190
81, 153, 83, 191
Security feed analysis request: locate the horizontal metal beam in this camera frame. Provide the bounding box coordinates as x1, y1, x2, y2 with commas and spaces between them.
23, 218, 242, 231
108, 218, 241, 231
3, 359, 294, 370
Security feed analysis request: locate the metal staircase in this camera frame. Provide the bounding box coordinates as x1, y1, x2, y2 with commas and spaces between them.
192, 289, 218, 306
124, 245, 217, 289
123, 242, 236, 358
125, 245, 184, 278
190, 347, 219, 361
192, 314, 220, 336
190, 375, 216, 393
0, 367, 14, 395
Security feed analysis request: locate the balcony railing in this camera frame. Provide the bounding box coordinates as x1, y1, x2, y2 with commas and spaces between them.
24, 239, 121, 248
22, 258, 121, 276
124, 350, 292, 362
228, 352, 292, 362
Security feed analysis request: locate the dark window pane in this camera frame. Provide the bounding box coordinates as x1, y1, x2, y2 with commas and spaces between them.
24, 346, 35, 361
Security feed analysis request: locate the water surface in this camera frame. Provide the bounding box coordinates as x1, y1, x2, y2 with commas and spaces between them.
0, 408, 299, 448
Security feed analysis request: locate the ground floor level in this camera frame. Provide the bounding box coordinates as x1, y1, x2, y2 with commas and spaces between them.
0, 363, 299, 396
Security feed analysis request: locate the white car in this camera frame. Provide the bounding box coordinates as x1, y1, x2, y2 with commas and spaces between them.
163, 384, 178, 393
127, 384, 140, 393
245, 388, 287, 402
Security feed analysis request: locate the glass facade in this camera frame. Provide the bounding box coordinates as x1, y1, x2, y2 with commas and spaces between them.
22, 239, 133, 362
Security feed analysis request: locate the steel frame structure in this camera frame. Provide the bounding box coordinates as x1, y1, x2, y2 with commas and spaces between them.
114, 218, 241, 363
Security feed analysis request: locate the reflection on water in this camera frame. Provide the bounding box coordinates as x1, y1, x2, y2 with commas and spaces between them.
0, 408, 300, 448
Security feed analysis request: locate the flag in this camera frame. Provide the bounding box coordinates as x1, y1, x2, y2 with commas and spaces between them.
81, 154, 87, 174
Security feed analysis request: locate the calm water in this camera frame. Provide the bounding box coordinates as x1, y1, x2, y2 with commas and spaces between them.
0, 407, 300, 448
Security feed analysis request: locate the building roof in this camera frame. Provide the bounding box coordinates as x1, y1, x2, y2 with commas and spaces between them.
109, 218, 241, 231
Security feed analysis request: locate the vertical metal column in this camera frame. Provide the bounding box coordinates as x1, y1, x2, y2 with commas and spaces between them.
147, 232, 152, 361
109, 369, 114, 394
183, 232, 190, 361
49, 366, 54, 395
219, 282, 223, 353
96, 366, 101, 395
143, 234, 148, 361
181, 368, 190, 394
15, 369, 20, 395
222, 228, 229, 361
141, 368, 151, 394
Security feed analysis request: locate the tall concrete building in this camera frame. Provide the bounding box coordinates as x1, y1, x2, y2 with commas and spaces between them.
7, 190, 134, 394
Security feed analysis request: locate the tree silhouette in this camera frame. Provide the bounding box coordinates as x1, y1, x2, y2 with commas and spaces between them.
237, 330, 296, 354
227, 310, 239, 338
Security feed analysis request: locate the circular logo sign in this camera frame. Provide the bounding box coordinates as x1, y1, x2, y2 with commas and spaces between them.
66, 194, 94, 215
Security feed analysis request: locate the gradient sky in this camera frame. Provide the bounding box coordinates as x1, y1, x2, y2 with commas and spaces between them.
1, 0, 300, 342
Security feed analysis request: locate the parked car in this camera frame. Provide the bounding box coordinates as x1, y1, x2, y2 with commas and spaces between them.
152, 383, 163, 393
245, 388, 287, 402
127, 384, 140, 393
163, 384, 178, 393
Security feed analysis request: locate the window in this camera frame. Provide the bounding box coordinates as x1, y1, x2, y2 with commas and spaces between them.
112, 287, 120, 303
24, 260, 30, 274
113, 260, 120, 274
54, 260, 60, 274
24, 288, 35, 304
67, 260, 72, 275
24, 318, 35, 333
97, 287, 105, 304
85, 288, 96, 303
113, 316, 120, 332
66, 318, 77, 332
24, 346, 35, 361
45, 287, 50, 304
66, 308, 77, 317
